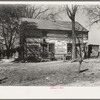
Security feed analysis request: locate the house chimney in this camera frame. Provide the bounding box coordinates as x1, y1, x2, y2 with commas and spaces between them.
48, 14, 56, 22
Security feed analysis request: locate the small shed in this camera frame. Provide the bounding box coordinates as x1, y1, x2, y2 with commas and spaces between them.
88, 44, 100, 58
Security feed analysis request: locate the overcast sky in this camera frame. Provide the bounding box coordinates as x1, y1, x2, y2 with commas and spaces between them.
59, 6, 100, 45
76, 10, 100, 45
25, 4, 100, 45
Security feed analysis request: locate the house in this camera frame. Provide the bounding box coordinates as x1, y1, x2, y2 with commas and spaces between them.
87, 25, 100, 58
88, 44, 99, 58
20, 18, 88, 60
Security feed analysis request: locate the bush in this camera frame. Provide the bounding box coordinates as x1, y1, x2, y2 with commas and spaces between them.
40, 51, 48, 58
25, 55, 41, 62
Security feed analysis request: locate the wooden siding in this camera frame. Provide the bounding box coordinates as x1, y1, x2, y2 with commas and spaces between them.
47, 30, 68, 38
46, 38, 68, 55
24, 29, 88, 60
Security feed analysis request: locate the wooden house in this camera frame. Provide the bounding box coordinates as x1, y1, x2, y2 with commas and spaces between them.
20, 18, 88, 60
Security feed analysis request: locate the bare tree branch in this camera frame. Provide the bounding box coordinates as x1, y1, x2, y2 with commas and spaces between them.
85, 5, 100, 25
64, 5, 79, 59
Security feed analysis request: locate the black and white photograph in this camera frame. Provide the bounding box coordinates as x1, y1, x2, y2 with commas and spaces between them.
0, 1, 100, 99
0, 1, 99, 86
1, 1, 100, 99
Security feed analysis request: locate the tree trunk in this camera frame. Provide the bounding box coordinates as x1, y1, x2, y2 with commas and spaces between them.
19, 25, 25, 62
19, 35, 25, 62
6, 48, 10, 59
19, 22, 28, 62
72, 20, 77, 60
78, 61, 82, 73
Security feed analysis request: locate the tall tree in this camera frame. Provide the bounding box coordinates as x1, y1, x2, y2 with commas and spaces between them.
0, 5, 22, 58
0, 4, 52, 59
64, 5, 78, 60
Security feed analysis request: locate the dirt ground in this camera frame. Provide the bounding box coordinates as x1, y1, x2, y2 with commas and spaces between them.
0, 58, 100, 86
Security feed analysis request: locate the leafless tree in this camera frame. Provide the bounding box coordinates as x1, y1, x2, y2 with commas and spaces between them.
0, 5, 22, 58
85, 5, 100, 25
71, 36, 89, 73
20, 4, 56, 19
0, 4, 54, 59
84, 5, 100, 58
64, 5, 78, 60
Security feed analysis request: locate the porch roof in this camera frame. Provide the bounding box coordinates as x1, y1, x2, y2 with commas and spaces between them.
21, 18, 88, 32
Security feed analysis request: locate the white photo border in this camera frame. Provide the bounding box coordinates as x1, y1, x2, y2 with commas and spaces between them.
0, 1, 100, 99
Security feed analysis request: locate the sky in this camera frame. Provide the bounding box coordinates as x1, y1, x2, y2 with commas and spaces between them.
20, 4, 100, 45
76, 9, 100, 45
76, 12, 100, 45
0, 2, 99, 45
30, 3, 100, 45
1, 3, 98, 45
59, 6, 100, 45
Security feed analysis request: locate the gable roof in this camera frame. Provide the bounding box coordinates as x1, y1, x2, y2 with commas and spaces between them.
21, 18, 88, 32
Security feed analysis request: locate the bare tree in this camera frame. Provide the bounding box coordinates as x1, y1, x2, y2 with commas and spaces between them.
64, 5, 78, 60
0, 5, 22, 59
0, 4, 53, 59
84, 5, 100, 57
85, 5, 100, 25
20, 4, 53, 19
71, 36, 89, 73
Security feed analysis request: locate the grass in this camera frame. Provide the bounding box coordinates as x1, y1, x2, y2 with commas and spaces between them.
0, 59, 100, 86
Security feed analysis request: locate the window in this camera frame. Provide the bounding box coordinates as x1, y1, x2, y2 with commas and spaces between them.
49, 43, 55, 53
83, 34, 88, 40
67, 43, 72, 53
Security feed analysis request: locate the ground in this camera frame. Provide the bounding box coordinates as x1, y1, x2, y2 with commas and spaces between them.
0, 58, 100, 86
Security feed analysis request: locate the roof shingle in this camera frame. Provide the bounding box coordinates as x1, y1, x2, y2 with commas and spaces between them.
21, 18, 88, 32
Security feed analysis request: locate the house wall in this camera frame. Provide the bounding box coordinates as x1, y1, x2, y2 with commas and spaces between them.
46, 30, 69, 59
25, 29, 88, 60
47, 39, 69, 60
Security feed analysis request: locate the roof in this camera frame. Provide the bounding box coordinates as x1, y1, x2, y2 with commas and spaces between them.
21, 18, 88, 32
